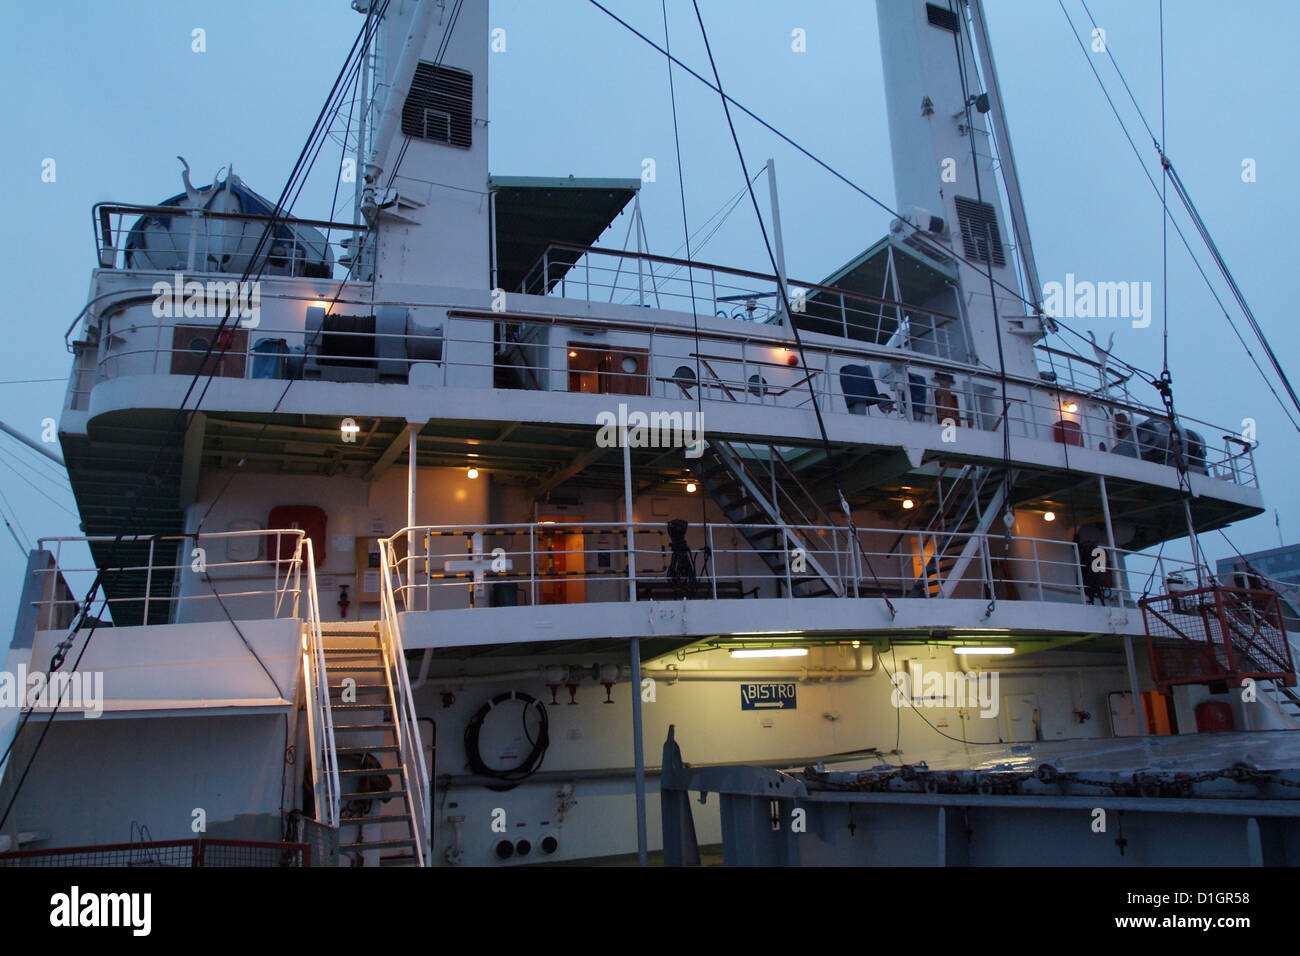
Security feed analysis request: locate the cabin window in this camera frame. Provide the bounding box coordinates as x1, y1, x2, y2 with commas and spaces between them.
402, 63, 473, 148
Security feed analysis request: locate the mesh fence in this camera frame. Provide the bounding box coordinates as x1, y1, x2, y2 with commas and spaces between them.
1141, 586, 1294, 689
0, 838, 310, 868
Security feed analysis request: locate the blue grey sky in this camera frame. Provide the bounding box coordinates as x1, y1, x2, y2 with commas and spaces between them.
2, 0, 1296, 629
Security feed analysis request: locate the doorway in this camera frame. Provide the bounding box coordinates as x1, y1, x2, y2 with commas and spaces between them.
539, 517, 586, 605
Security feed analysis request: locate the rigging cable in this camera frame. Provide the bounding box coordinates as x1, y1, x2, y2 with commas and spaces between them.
586, 1, 1168, 408
689, 0, 896, 617
661, 0, 710, 569
1057, 0, 1300, 433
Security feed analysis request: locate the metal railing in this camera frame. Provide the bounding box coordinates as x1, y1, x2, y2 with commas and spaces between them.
381, 520, 1088, 610
378, 537, 431, 867
71, 259, 1259, 488
34, 529, 309, 628
92, 202, 364, 278
298, 536, 340, 830
26, 530, 341, 830
517, 241, 961, 359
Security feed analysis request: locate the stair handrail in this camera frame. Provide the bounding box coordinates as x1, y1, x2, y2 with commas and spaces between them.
377, 537, 431, 867
709, 441, 845, 597
298, 537, 340, 829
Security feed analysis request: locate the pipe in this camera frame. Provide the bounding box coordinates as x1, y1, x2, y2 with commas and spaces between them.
766, 158, 788, 323
1102, 474, 1147, 734
630, 636, 648, 867
413, 660, 879, 688
436, 747, 884, 790
642, 667, 874, 682
0, 422, 64, 466
410, 647, 434, 689
407, 424, 417, 604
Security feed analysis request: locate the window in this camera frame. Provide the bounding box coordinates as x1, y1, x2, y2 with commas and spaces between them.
401, 63, 473, 148
953, 196, 1006, 268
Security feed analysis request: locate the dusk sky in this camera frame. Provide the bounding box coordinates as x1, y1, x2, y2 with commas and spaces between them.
1, 0, 1296, 629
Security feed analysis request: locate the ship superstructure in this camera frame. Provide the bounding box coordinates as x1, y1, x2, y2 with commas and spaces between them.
1, 0, 1295, 867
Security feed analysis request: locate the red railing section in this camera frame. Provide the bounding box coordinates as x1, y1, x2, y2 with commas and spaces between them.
1141, 585, 1295, 693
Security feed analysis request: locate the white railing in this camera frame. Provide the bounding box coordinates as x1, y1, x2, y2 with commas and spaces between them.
378, 538, 431, 867
34, 529, 309, 628
516, 241, 961, 360
382, 521, 1089, 611
1108, 547, 1206, 607
74, 282, 1258, 488
91, 202, 364, 279
297, 537, 340, 830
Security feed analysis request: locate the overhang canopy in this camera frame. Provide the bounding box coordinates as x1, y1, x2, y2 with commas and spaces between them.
798, 234, 959, 344
490, 175, 639, 293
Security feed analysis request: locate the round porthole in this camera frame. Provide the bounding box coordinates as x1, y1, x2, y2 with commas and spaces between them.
747, 374, 768, 397
495, 840, 514, 860
621, 356, 640, 373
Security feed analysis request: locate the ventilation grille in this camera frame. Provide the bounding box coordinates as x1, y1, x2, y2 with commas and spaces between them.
402, 63, 473, 148
954, 197, 1006, 268
926, 3, 960, 33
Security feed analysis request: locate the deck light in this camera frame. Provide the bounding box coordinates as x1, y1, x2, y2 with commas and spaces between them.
902, 498, 915, 510
568, 350, 577, 358
1062, 401, 1078, 413
730, 647, 809, 659
686, 481, 697, 493
340, 419, 361, 439
467, 467, 479, 479
954, 646, 1015, 656
1043, 511, 1056, 522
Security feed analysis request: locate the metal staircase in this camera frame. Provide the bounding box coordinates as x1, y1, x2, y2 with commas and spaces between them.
322, 618, 430, 866
689, 440, 844, 597
894, 464, 1014, 598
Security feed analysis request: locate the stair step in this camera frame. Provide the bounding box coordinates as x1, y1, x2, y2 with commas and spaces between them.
333, 703, 393, 711
333, 723, 396, 731
339, 813, 412, 826
339, 766, 401, 776
330, 683, 390, 692
323, 647, 382, 654
340, 790, 406, 801
325, 665, 386, 672
340, 839, 417, 852
336, 745, 400, 755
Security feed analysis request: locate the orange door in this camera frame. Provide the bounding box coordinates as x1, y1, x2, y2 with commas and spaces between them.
539, 520, 586, 605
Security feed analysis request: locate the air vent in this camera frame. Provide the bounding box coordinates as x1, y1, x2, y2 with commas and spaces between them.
953, 196, 1006, 268
402, 63, 473, 148
926, 3, 959, 33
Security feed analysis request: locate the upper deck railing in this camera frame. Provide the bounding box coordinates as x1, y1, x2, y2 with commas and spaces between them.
91, 202, 364, 278
517, 240, 961, 362
75, 206, 1259, 489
